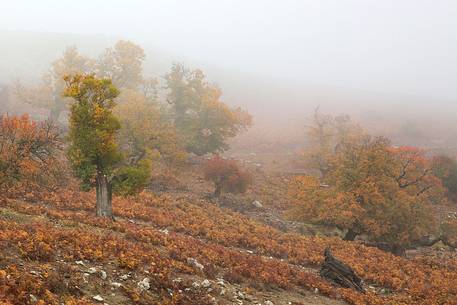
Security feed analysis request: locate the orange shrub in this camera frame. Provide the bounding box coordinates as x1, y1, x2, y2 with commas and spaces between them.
0, 114, 59, 189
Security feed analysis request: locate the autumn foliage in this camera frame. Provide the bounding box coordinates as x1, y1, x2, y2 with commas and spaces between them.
203, 155, 252, 197
0, 114, 59, 189
290, 136, 446, 252
2, 185, 457, 304
432, 154, 457, 202
165, 64, 252, 155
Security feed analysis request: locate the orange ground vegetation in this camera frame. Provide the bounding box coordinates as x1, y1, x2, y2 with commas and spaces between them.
1, 187, 457, 304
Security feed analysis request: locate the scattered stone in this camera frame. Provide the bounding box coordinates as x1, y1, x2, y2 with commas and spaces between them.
119, 273, 130, 281
192, 281, 201, 289
201, 279, 211, 288
92, 295, 104, 302
236, 291, 245, 299
75, 260, 85, 266
111, 282, 122, 288
100, 270, 107, 280
29, 270, 39, 276
216, 278, 225, 286
187, 257, 204, 271
29, 294, 38, 304
137, 277, 150, 290
83, 273, 90, 283
252, 200, 263, 208
87, 267, 97, 274
265, 301, 274, 305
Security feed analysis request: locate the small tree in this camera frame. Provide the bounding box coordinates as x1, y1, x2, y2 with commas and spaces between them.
97, 40, 145, 90
14, 46, 91, 122
203, 155, 252, 198
64, 74, 122, 217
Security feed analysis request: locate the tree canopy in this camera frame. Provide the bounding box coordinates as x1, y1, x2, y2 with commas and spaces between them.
165, 63, 252, 155
290, 130, 446, 251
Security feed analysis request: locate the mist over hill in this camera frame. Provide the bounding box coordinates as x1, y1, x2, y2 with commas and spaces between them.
1, 30, 456, 150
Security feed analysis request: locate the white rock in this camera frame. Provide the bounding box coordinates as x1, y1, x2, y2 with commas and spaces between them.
265, 301, 274, 305
111, 281, 122, 287
201, 279, 211, 288
192, 281, 201, 288
75, 260, 85, 266
159, 228, 169, 234
119, 274, 130, 280
92, 295, 104, 302
187, 258, 204, 270
236, 291, 245, 299
87, 267, 97, 274
252, 200, 263, 208
100, 270, 107, 280
137, 277, 150, 290
29, 294, 38, 303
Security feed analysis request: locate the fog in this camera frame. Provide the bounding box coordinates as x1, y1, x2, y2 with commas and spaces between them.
1, 0, 457, 149
2, 0, 457, 98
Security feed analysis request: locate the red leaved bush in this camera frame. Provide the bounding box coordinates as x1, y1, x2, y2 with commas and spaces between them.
203, 154, 252, 197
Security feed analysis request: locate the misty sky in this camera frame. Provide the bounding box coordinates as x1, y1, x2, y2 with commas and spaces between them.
1, 0, 457, 101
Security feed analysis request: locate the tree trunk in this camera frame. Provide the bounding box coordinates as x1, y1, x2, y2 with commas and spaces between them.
320, 248, 365, 292
365, 242, 406, 257
214, 182, 222, 198
49, 107, 61, 122
343, 228, 358, 241
96, 172, 113, 218
391, 244, 406, 257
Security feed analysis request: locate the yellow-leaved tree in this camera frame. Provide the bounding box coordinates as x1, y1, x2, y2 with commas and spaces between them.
15, 46, 91, 122
114, 89, 186, 170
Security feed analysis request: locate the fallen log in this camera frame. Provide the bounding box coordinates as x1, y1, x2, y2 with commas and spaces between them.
320, 247, 365, 292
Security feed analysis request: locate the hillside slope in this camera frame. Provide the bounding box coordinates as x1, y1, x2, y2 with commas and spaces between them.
2, 181, 457, 305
